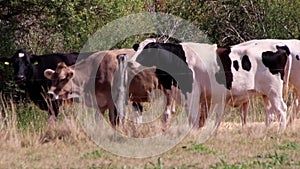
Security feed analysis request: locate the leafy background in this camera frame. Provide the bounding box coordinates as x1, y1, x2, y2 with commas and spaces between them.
1, 0, 299, 97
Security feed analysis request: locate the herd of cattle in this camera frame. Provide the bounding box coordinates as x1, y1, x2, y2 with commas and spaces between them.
1, 38, 300, 131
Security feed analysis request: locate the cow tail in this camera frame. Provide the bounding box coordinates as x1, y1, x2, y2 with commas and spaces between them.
283, 54, 292, 100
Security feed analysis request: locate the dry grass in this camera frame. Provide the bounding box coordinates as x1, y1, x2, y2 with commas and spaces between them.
0, 93, 300, 168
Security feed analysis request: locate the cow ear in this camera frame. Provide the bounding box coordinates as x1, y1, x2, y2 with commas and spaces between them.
0, 57, 11, 65
30, 55, 40, 65
67, 70, 74, 79
44, 69, 55, 79
133, 44, 139, 51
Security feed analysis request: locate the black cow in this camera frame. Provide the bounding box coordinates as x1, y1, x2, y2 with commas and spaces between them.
0, 49, 80, 122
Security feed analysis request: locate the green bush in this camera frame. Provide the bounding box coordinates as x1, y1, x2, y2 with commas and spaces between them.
1, 0, 299, 113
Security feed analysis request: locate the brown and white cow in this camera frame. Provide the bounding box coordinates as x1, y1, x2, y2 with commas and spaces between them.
44, 49, 175, 126
132, 39, 290, 130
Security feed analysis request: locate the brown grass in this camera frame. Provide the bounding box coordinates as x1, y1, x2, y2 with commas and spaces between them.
1, 119, 300, 168
0, 94, 300, 168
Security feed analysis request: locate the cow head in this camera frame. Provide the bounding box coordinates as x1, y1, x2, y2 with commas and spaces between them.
44, 62, 74, 100
0, 49, 40, 84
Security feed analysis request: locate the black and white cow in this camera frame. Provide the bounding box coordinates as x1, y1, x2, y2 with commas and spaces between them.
132, 39, 290, 130
232, 39, 300, 124
0, 49, 80, 122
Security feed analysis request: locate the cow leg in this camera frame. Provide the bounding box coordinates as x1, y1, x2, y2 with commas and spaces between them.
163, 106, 172, 124
111, 107, 119, 127
107, 103, 118, 127
290, 90, 300, 124
240, 101, 250, 127
263, 97, 272, 127
132, 102, 143, 124
199, 102, 209, 128
186, 95, 200, 129
162, 88, 176, 124
295, 95, 300, 120
97, 92, 119, 127
171, 101, 176, 114
262, 96, 274, 127
94, 109, 102, 125
96, 107, 110, 126
267, 94, 287, 130
293, 95, 300, 121
163, 96, 173, 124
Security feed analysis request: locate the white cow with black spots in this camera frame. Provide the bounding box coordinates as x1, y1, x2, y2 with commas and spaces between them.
234, 39, 300, 125
132, 39, 291, 130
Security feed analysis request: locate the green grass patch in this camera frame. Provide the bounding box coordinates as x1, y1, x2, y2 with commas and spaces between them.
210, 158, 246, 169
146, 157, 164, 169
210, 151, 295, 169
186, 142, 218, 155
277, 141, 300, 150
15, 103, 48, 132
82, 150, 104, 159
257, 152, 289, 164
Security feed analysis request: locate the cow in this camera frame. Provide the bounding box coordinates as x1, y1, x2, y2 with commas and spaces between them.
223, 43, 291, 128
231, 39, 300, 125
44, 49, 174, 127
132, 39, 290, 130
0, 49, 80, 122
117, 54, 179, 125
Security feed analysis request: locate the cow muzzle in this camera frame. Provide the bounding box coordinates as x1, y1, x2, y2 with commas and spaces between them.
16, 75, 26, 83
48, 91, 59, 100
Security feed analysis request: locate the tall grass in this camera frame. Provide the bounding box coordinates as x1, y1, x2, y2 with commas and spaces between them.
222, 90, 297, 126
0, 94, 88, 149
223, 97, 265, 123
0, 90, 297, 150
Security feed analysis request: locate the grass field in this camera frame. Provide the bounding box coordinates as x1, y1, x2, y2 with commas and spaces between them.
0, 94, 300, 169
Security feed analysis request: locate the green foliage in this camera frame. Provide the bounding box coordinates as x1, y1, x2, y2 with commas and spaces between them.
210, 158, 244, 169
277, 141, 300, 150
0, 0, 147, 55
255, 151, 291, 167
15, 103, 48, 131
82, 150, 104, 159
187, 143, 218, 155
263, 1, 300, 39
156, 0, 300, 46
0, 65, 25, 100
2, 100, 48, 132
2, 0, 297, 54
210, 151, 297, 168
0, 0, 146, 99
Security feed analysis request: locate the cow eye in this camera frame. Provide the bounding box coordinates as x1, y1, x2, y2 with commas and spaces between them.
59, 78, 65, 83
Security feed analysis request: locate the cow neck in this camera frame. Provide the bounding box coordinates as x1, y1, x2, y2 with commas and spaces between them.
26, 62, 39, 84
72, 52, 107, 93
